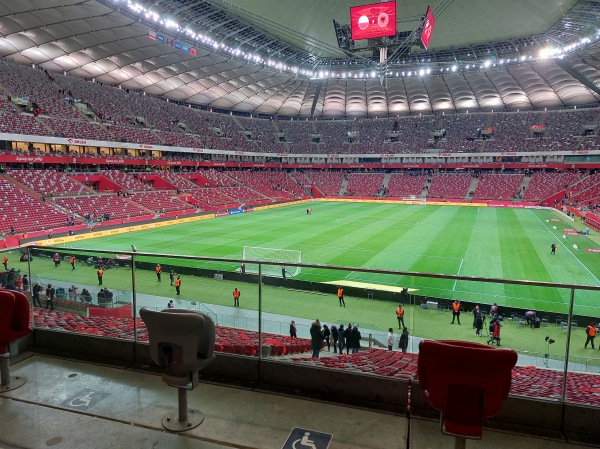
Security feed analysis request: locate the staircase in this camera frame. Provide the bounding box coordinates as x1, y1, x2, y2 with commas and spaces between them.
466, 176, 478, 200
382, 173, 391, 194
517, 175, 532, 200
422, 177, 431, 198
339, 177, 349, 195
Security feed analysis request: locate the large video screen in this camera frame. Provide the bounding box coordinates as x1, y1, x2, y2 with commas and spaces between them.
350, 2, 397, 40
420, 6, 435, 50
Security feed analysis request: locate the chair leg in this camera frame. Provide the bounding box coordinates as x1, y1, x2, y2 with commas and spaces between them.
454, 436, 466, 449
0, 352, 27, 392
162, 387, 205, 432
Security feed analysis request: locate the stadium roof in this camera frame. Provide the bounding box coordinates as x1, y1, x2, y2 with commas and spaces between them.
0, 0, 598, 117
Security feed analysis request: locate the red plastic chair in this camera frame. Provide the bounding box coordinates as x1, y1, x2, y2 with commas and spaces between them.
417, 340, 517, 448
0, 289, 32, 391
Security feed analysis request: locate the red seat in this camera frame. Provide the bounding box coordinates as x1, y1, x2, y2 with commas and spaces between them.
0, 290, 31, 354
0, 289, 32, 391
417, 340, 517, 443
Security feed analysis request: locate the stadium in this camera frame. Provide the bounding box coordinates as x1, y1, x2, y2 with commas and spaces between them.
1, 0, 600, 447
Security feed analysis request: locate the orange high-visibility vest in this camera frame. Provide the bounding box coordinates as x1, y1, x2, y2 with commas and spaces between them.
70, 257, 75, 264
155, 265, 161, 273
97, 269, 103, 276
175, 278, 181, 287
588, 325, 597, 337
396, 307, 404, 318
337, 288, 343, 298
452, 301, 460, 312
233, 289, 240, 299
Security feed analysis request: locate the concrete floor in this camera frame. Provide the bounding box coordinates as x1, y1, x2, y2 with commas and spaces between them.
0, 355, 592, 449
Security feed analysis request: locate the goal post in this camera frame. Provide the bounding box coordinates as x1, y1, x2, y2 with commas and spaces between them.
242, 246, 301, 278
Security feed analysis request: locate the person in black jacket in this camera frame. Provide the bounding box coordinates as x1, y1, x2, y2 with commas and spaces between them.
32, 283, 43, 307
351, 324, 361, 353
399, 327, 409, 353
331, 325, 339, 353
337, 324, 345, 354
322, 324, 331, 351
289, 320, 297, 338
45, 284, 55, 310
343, 324, 352, 355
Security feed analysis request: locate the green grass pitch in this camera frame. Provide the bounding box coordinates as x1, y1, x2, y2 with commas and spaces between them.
44, 201, 600, 316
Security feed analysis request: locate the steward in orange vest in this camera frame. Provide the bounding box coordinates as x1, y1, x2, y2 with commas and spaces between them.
396, 305, 405, 329
451, 300, 461, 325
174, 276, 181, 295
585, 322, 597, 349
233, 287, 240, 307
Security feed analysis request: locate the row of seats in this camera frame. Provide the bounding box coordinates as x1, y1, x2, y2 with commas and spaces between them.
291, 348, 600, 407
33, 308, 312, 357
0, 60, 599, 154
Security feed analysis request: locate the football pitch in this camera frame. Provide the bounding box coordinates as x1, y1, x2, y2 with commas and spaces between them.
52, 201, 600, 316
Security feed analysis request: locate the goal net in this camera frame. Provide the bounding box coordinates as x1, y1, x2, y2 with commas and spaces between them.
242, 246, 301, 278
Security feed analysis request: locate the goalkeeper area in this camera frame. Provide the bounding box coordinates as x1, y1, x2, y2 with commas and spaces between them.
242, 246, 301, 278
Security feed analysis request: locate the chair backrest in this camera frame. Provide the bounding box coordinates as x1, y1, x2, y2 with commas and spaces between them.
0, 289, 32, 353
140, 308, 216, 387
417, 339, 517, 439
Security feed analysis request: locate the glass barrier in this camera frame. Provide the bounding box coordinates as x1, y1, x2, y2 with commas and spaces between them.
16, 245, 600, 409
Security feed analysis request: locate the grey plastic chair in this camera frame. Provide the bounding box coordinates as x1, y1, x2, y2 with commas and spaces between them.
140, 308, 216, 431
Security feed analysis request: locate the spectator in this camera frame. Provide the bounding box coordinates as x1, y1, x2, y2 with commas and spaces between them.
289, 320, 297, 338
45, 284, 55, 310
399, 327, 409, 353
351, 324, 361, 354
21, 274, 29, 292
344, 324, 352, 355
310, 319, 324, 358
2, 255, 8, 270
387, 328, 394, 351
32, 283, 43, 307
322, 324, 331, 351
337, 324, 345, 354
167, 299, 174, 309
331, 324, 339, 353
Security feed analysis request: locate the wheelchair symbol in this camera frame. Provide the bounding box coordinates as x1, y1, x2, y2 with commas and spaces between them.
292, 432, 317, 449
69, 391, 94, 407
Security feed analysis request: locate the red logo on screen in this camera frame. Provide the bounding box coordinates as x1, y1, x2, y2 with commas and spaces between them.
420, 6, 435, 50
350, 2, 397, 40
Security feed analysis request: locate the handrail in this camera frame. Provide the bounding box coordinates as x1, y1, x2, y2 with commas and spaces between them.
31, 245, 600, 292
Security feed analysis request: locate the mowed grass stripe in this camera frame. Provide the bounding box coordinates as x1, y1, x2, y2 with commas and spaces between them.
54, 202, 600, 313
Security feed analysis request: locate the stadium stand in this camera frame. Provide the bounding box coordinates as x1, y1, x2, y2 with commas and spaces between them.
386, 173, 428, 197
128, 192, 193, 213
428, 173, 473, 199
7, 169, 94, 196
156, 171, 202, 191
472, 174, 525, 200
100, 170, 155, 192
0, 178, 75, 233
523, 171, 584, 201
345, 173, 386, 196
302, 170, 346, 196
54, 195, 151, 221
